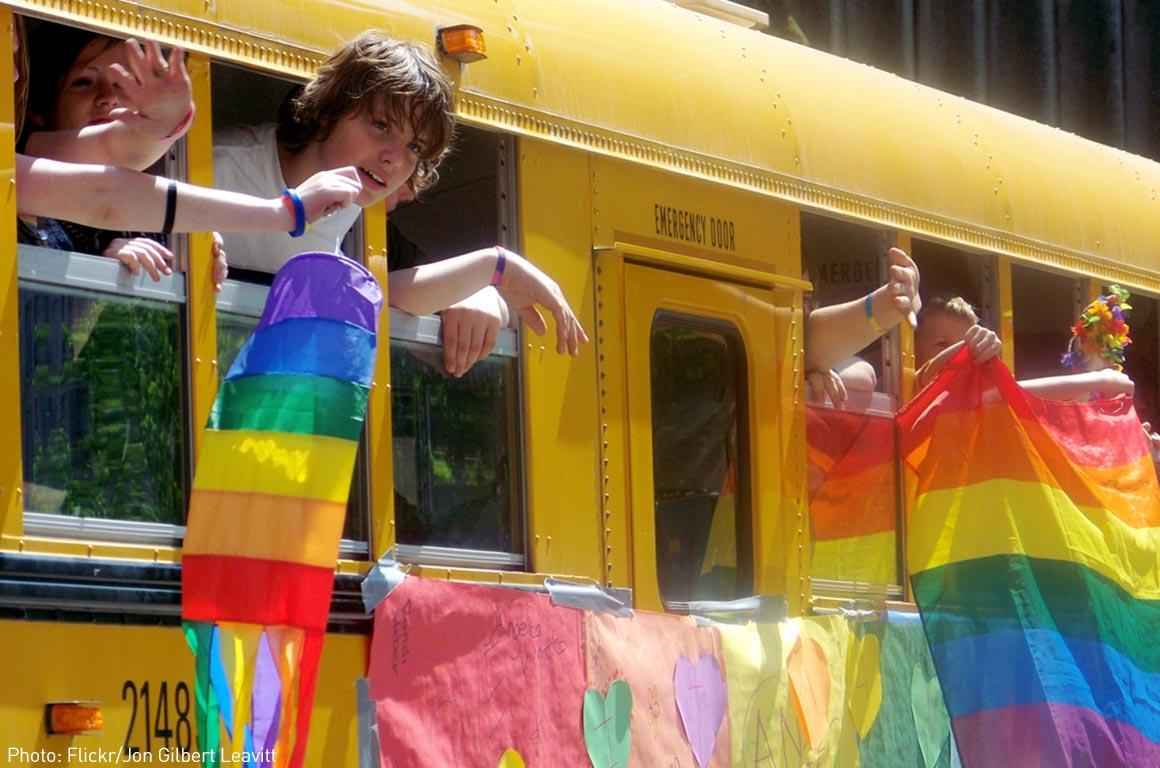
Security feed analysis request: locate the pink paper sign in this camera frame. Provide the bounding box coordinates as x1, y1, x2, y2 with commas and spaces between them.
587, 611, 731, 767
369, 578, 588, 767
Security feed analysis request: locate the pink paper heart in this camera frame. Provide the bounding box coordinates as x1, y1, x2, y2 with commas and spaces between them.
674, 654, 727, 768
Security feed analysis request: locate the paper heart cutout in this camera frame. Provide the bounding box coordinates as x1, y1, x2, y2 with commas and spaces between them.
497, 749, 525, 768
787, 635, 831, 748
674, 654, 728, 768
911, 666, 951, 768
846, 632, 883, 740
583, 679, 633, 768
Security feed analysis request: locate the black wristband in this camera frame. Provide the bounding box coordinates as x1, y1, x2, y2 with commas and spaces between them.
161, 180, 178, 236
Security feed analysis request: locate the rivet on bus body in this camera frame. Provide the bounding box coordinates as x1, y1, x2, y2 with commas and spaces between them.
195, 357, 202, 363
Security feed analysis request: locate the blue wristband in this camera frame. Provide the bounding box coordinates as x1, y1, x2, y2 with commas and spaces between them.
283, 187, 306, 238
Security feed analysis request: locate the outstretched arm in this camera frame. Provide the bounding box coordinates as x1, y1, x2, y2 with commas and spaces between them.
16, 154, 361, 233
389, 247, 588, 355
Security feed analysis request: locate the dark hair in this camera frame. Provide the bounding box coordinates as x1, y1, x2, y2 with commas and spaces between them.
276, 31, 455, 192
22, 26, 118, 142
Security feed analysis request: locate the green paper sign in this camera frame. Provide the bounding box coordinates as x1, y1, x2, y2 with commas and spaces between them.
911, 666, 950, 768
583, 679, 633, 768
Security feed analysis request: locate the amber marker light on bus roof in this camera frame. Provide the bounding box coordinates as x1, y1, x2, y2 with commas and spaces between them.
438, 25, 487, 63
45, 702, 104, 735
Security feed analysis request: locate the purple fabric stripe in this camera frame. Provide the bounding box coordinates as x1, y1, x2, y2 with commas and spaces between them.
251, 630, 283, 768
255, 252, 382, 335
954, 702, 1160, 768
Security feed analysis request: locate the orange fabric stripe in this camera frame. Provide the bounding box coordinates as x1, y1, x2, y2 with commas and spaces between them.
811, 459, 897, 539
183, 489, 347, 567
914, 404, 1160, 528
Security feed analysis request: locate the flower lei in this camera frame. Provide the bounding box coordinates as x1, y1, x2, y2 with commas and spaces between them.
1061, 285, 1132, 371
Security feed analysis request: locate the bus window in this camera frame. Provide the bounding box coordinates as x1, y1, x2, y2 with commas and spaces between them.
211, 63, 375, 555
807, 392, 901, 594
388, 126, 526, 566
19, 248, 189, 529
911, 240, 994, 328
802, 213, 898, 396
17, 21, 192, 537
1011, 263, 1078, 379
1126, 292, 1159, 427
650, 313, 752, 605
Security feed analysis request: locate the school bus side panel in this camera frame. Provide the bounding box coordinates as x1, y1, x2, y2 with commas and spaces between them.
0, 620, 365, 764
518, 138, 603, 579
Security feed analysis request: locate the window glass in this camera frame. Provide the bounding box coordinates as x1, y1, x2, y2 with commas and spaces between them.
391, 339, 522, 553
807, 395, 899, 588
20, 284, 186, 522
1012, 263, 1078, 379
650, 313, 752, 604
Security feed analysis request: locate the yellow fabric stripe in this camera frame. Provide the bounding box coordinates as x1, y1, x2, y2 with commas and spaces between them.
194, 429, 358, 503
184, 490, 346, 568
221, 623, 261, 750
269, 626, 304, 768
909, 477, 1160, 599
811, 530, 897, 585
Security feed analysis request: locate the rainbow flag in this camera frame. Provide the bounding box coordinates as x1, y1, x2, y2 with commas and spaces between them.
900, 349, 1160, 767
182, 252, 381, 768
807, 404, 898, 584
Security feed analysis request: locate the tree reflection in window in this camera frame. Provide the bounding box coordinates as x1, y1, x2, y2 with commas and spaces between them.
19, 287, 186, 523
650, 313, 752, 603
391, 340, 522, 554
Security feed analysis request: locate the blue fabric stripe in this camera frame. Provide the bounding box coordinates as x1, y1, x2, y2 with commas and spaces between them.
225, 317, 375, 385
209, 625, 234, 739
932, 628, 1160, 744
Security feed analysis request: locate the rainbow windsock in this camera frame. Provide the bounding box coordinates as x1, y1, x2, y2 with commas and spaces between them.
182, 252, 381, 768
807, 405, 897, 584
901, 349, 1160, 767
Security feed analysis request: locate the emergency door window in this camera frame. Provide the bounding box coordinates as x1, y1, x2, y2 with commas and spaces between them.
650, 312, 752, 604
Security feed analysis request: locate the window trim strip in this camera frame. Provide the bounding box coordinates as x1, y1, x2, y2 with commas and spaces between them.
394, 543, 526, 570
215, 278, 520, 358
19, 244, 186, 304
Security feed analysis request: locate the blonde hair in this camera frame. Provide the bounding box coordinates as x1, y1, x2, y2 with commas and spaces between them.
278, 31, 454, 193
13, 15, 28, 138
921, 295, 979, 326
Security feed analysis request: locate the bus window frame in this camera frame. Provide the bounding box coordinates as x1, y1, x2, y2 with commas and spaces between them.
17, 244, 192, 544
805, 389, 906, 602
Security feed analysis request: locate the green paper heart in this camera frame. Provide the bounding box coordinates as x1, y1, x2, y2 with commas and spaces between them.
583, 679, 633, 768
911, 666, 951, 768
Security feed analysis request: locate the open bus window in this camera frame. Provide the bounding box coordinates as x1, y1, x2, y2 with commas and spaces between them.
807, 392, 901, 594
911, 240, 994, 330
388, 126, 526, 566
1126, 292, 1159, 428
1012, 263, 1079, 379
16, 20, 192, 539
650, 313, 752, 606
19, 249, 188, 527
802, 213, 899, 400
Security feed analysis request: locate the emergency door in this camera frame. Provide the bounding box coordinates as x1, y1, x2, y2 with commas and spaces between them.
620, 257, 783, 613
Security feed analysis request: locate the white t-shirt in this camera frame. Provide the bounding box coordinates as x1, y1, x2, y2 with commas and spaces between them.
213, 124, 362, 273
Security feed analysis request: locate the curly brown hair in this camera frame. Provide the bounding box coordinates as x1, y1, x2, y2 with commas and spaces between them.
277, 31, 455, 193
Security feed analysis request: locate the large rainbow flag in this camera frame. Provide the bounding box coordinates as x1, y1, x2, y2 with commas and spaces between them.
182, 252, 381, 768
900, 348, 1160, 766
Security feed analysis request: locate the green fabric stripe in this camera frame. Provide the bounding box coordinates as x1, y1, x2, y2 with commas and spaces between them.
913, 553, 1160, 674
182, 620, 221, 761
209, 374, 369, 441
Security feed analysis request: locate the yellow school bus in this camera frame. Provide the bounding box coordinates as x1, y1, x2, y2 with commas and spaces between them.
2, 0, 1159, 763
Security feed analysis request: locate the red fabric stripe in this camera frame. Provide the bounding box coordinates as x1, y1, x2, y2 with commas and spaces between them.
289, 631, 325, 768
899, 350, 1149, 469
181, 555, 334, 631
806, 407, 895, 477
